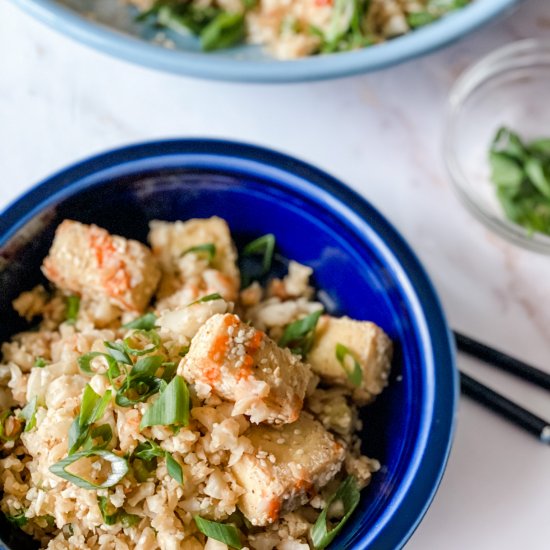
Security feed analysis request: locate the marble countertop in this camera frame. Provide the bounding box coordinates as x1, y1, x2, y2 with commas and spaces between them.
1, 0, 549, 547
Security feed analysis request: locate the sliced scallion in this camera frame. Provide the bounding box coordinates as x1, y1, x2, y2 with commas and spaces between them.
165, 452, 184, 485
310, 476, 360, 549
34, 356, 47, 368
123, 329, 161, 356
335, 343, 363, 387
49, 449, 128, 490
115, 356, 166, 407
122, 312, 158, 331
97, 496, 140, 527
187, 293, 223, 307
78, 352, 118, 377
104, 340, 132, 366
19, 396, 38, 432
140, 376, 189, 430
133, 440, 184, 484
182, 243, 216, 262
242, 233, 275, 275
65, 295, 80, 324
6, 511, 27, 527
194, 516, 243, 549
0, 410, 22, 442
279, 309, 323, 356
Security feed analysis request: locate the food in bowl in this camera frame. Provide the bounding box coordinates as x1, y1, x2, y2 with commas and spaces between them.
136, 0, 471, 59
0, 217, 393, 549
489, 126, 550, 236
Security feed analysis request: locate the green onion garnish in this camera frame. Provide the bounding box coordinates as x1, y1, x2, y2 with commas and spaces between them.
311, 476, 360, 549
279, 309, 323, 356
19, 396, 38, 433
140, 375, 190, 430
6, 511, 28, 527
335, 343, 363, 387
97, 496, 140, 527
104, 341, 132, 366
68, 385, 112, 455
115, 356, 166, 408
194, 516, 243, 549
122, 312, 158, 331
133, 440, 184, 484
65, 295, 80, 324
242, 233, 275, 275
122, 329, 161, 357
78, 352, 119, 377
34, 356, 47, 368
182, 243, 216, 262
0, 410, 22, 442
187, 293, 223, 307
49, 449, 128, 490
200, 12, 246, 52
82, 424, 113, 451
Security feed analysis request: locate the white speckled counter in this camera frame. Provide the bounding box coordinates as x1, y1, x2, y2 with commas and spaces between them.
1, 0, 549, 547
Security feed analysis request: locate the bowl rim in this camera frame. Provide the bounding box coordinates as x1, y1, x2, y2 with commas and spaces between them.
10, 0, 519, 82
0, 139, 458, 549
444, 37, 550, 255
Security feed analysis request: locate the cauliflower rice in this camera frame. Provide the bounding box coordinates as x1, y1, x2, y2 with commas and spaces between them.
0, 217, 392, 549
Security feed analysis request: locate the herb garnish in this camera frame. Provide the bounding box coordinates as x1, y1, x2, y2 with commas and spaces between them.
34, 356, 48, 368
181, 243, 217, 262
242, 234, 276, 275
140, 375, 190, 430
133, 440, 184, 485
65, 295, 80, 325
279, 309, 323, 356
97, 496, 140, 527
187, 293, 223, 307
489, 126, 550, 236
194, 516, 243, 549
122, 312, 158, 331
335, 343, 363, 387
0, 410, 22, 442
311, 476, 360, 549
19, 396, 38, 432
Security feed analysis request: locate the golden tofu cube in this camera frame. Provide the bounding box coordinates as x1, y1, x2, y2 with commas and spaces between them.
42, 220, 160, 312
183, 313, 311, 425
148, 217, 240, 302
231, 414, 345, 526
308, 316, 392, 403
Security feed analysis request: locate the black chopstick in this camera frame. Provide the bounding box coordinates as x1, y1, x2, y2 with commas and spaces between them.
454, 331, 550, 390
460, 372, 550, 444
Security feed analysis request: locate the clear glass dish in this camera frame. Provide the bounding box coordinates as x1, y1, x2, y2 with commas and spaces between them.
444, 39, 550, 254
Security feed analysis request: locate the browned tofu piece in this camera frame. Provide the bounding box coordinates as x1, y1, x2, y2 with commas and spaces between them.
148, 217, 240, 303
308, 316, 392, 403
183, 313, 311, 424
231, 414, 345, 526
42, 221, 160, 312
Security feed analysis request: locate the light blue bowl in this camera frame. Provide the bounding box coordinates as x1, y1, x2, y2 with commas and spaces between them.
11, 0, 519, 82
0, 139, 457, 549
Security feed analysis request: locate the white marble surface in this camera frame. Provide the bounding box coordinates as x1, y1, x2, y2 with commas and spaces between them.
1, 0, 550, 548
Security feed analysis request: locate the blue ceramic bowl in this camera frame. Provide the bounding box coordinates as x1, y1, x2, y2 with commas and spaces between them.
11, 0, 519, 82
0, 140, 457, 549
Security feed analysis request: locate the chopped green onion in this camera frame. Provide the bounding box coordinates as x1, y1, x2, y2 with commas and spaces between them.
182, 243, 216, 262
115, 356, 166, 408
140, 376, 189, 430
49, 449, 128, 490
6, 511, 28, 527
104, 341, 133, 366
279, 309, 323, 356
82, 424, 113, 451
201, 12, 246, 52
65, 295, 80, 324
187, 293, 223, 307
133, 440, 184, 484
34, 356, 48, 368
165, 452, 184, 485
335, 343, 363, 387
19, 396, 38, 432
179, 346, 190, 357
194, 516, 243, 549
122, 312, 158, 331
98, 496, 141, 527
242, 233, 275, 275
311, 476, 360, 549
123, 329, 161, 356
78, 352, 119, 378
0, 410, 22, 442
68, 385, 112, 455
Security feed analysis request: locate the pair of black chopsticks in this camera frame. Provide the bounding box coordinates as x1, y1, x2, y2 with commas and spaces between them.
455, 331, 550, 445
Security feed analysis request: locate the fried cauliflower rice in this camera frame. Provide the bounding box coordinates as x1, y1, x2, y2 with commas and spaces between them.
0, 217, 392, 549
133, 0, 471, 59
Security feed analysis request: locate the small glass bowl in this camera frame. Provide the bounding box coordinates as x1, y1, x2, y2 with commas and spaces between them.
444, 39, 550, 254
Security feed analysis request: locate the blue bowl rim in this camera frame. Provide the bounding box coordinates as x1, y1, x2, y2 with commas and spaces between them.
0, 139, 458, 549
10, 0, 519, 82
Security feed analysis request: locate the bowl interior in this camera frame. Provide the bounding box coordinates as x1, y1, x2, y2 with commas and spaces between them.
446, 40, 550, 252
0, 143, 455, 549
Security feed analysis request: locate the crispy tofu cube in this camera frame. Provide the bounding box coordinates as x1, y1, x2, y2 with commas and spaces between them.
148, 217, 240, 303
308, 316, 392, 403
231, 414, 345, 526
183, 313, 311, 424
42, 221, 160, 313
